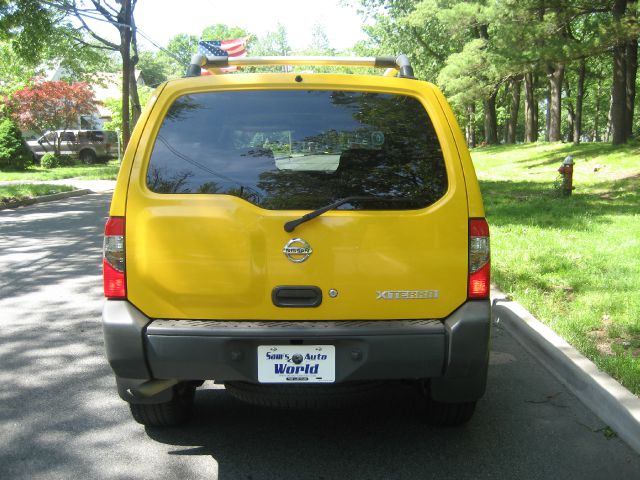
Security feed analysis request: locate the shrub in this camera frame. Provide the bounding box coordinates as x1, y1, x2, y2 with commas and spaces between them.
58, 154, 74, 166
41, 153, 75, 168
41, 152, 60, 168
0, 118, 32, 170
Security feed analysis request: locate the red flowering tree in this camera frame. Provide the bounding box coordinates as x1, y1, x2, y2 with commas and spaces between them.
8, 80, 96, 155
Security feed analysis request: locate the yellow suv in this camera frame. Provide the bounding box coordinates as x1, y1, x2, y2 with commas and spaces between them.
102, 55, 491, 427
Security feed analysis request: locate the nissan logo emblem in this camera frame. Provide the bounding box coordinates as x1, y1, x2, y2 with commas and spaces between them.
283, 238, 313, 263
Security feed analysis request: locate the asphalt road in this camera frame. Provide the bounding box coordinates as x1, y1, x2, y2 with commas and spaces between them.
0, 193, 639, 480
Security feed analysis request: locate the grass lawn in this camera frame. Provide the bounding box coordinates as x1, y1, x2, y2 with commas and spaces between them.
0, 184, 76, 205
0, 159, 120, 181
472, 142, 640, 395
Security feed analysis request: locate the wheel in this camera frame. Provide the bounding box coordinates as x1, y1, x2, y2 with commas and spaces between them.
129, 382, 196, 427
419, 381, 477, 426
79, 149, 97, 164
224, 381, 386, 409
422, 398, 477, 426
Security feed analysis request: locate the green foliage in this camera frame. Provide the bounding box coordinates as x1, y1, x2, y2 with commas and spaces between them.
0, 41, 37, 97
0, 183, 74, 204
40, 152, 73, 168
251, 24, 290, 56
0, 159, 120, 181
0, 0, 57, 64
57, 153, 73, 166
201, 24, 249, 41
40, 152, 59, 168
137, 50, 171, 87
157, 33, 199, 78
103, 85, 155, 139
357, 0, 640, 144
47, 30, 119, 83
437, 38, 502, 106
0, 117, 31, 170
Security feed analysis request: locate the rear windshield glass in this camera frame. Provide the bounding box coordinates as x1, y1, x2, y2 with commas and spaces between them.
147, 90, 447, 210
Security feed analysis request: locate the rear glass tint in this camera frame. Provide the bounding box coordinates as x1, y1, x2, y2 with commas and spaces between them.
147, 90, 447, 210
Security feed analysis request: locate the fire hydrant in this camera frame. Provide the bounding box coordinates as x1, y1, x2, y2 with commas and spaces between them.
558, 155, 574, 196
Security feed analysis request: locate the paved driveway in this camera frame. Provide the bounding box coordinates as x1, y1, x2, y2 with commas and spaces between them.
1, 193, 638, 479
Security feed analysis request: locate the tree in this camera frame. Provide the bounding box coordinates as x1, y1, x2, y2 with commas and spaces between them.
42, 1, 140, 149
0, 117, 31, 170
250, 24, 291, 72
102, 84, 153, 139
610, 0, 639, 144
159, 33, 199, 77
353, 0, 640, 146
201, 24, 249, 41
0, 0, 58, 64
306, 23, 336, 55
137, 50, 171, 87
7, 80, 96, 154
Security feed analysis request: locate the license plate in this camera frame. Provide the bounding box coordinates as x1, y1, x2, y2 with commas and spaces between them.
257, 345, 335, 383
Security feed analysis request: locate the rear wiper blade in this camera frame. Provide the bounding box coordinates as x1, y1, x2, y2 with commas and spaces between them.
284, 196, 397, 233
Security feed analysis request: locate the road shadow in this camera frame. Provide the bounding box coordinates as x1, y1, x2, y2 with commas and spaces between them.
0, 193, 134, 479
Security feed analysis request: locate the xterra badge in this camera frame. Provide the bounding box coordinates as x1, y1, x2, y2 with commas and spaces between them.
376, 290, 439, 300
283, 238, 313, 263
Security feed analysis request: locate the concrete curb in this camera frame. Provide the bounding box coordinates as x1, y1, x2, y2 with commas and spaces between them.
492, 287, 640, 454
0, 189, 92, 211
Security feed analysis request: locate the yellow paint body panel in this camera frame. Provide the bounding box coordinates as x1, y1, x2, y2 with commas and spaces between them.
114, 73, 479, 320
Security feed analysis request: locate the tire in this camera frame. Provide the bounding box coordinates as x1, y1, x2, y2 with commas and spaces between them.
129, 382, 196, 427
79, 149, 97, 164
421, 395, 477, 427
224, 381, 386, 410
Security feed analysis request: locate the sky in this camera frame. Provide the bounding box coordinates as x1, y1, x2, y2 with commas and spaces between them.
92, 0, 368, 52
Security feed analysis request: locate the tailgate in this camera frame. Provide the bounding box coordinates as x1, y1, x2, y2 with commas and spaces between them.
125, 194, 468, 320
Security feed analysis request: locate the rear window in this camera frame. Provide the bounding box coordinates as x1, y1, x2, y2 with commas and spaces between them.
147, 90, 447, 210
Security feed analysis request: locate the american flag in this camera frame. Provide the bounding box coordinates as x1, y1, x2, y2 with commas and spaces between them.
197, 37, 248, 58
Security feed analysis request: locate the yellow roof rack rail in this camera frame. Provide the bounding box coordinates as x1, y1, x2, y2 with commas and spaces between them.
185, 54, 415, 79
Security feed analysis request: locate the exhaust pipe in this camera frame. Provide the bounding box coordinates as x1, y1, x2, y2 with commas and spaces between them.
128, 379, 178, 398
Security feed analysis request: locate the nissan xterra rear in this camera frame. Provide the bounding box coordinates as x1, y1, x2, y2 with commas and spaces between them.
102, 54, 491, 427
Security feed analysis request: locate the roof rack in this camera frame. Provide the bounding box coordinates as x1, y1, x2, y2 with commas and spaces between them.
185, 54, 415, 79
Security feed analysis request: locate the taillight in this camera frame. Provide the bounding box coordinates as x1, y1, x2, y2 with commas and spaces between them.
103, 216, 126, 298
469, 218, 490, 299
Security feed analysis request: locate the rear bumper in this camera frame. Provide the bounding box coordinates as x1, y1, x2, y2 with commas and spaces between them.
102, 300, 491, 403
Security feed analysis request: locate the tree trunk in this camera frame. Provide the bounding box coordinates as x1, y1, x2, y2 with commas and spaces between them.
120, 0, 132, 149
506, 76, 521, 144
129, 69, 141, 127
547, 62, 565, 142
466, 103, 476, 148
545, 87, 550, 141
611, 0, 629, 144
566, 101, 575, 142
129, 15, 142, 128
574, 58, 586, 144
483, 91, 499, 145
534, 76, 539, 140
595, 78, 602, 141
625, 35, 637, 139
605, 93, 614, 142
524, 72, 537, 142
